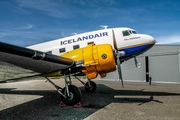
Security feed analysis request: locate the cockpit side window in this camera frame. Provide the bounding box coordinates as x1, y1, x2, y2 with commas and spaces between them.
122, 30, 130, 36
132, 30, 137, 34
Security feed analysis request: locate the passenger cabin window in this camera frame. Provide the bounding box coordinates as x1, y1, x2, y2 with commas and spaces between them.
59, 48, 66, 53
122, 30, 130, 36
73, 45, 79, 50
88, 42, 94, 45
46, 51, 52, 54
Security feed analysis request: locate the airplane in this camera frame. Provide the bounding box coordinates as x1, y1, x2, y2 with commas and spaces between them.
0, 26, 156, 106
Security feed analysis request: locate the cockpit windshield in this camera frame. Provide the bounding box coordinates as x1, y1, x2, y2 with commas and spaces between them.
122, 30, 130, 36
122, 30, 137, 36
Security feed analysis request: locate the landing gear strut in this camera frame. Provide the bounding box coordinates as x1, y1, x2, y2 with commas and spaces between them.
74, 76, 97, 93
45, 75, 82, 106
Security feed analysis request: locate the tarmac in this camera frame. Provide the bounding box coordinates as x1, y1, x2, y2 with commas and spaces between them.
0, 79, 180, 120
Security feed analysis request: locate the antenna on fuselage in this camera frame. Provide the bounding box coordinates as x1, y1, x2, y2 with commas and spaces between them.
100, 25, 108, 29
72, 33, 77, 35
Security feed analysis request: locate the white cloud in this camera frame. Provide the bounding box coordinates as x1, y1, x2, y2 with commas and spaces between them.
0, 27, 84, 46
71, 0, 115, 6
16, 0, 75, 18
18, 24, 35, 29
156, 35, 180, 44
24, 24, 33, 29
15, 0, 117, 19
2, 24, 35, 30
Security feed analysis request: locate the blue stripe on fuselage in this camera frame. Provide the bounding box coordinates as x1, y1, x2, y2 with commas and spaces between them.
119, 44, 154, 60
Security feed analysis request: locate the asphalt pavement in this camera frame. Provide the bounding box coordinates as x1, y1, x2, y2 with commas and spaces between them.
0, 79, 180, 120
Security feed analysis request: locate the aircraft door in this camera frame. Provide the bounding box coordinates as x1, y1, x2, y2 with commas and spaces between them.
113, 29, 126, 49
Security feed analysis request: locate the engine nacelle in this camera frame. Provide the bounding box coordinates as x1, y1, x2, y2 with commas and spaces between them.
61, 44, 116, 79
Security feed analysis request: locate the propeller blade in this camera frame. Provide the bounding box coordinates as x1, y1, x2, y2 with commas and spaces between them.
134, 57, 140, 68
134, 57, 138, 67
116, 56, 124, 88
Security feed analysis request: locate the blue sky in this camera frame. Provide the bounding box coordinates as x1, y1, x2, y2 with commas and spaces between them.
0, 0, 180, 46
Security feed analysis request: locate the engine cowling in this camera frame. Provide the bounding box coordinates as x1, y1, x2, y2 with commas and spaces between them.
61, 44, 116, 79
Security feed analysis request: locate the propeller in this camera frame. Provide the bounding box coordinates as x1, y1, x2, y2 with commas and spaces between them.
134, 57, 141, 68
112, 30, 124, 88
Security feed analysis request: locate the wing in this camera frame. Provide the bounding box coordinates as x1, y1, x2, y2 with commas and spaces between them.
0, 41, 74, 82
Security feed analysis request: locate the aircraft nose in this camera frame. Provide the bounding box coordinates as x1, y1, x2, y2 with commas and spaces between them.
146, 35, 156, 44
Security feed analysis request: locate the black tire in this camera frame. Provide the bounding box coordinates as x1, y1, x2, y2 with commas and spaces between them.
85, 81, 97, 93
61, 85, 82, 105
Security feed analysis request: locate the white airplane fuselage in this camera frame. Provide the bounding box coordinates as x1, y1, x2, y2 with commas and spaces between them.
28, 27, 156, 62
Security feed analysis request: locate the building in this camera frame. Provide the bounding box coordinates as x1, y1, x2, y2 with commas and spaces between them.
97, 44, 180, 84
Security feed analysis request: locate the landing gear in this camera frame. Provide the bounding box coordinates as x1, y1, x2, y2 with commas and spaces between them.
45, 74, 97, 106
61, 85, 82, 105
74, 76, 97, 93
45, 76, 82, 106
85, 81, 97, 93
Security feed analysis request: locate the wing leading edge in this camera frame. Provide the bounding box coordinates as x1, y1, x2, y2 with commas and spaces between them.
0, 41, 74, 81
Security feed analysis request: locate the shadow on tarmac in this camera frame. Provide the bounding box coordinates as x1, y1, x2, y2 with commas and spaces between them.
0, 84, 180, 120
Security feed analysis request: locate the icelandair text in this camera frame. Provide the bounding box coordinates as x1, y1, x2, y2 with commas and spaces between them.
60, 32, 108, 45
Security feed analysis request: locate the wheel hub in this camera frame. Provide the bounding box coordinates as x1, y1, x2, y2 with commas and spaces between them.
67, 92, 74, 100
88, 85, 93, 90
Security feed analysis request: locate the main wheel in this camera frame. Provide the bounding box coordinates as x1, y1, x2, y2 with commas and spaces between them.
85, 81, 97, 93
61, 85, 82, 105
